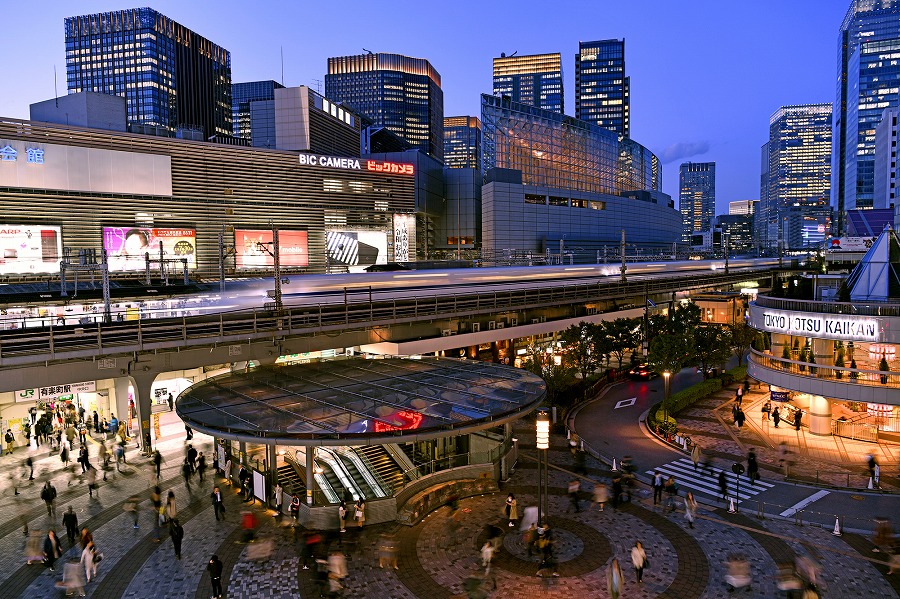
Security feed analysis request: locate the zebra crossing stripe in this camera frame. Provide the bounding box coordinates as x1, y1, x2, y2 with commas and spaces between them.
646, 458, 774, 503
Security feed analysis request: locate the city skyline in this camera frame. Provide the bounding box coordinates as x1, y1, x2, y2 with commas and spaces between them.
1, 0, 849, 214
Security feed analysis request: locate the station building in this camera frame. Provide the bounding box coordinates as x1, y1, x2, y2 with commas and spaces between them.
747, 226, 900, 441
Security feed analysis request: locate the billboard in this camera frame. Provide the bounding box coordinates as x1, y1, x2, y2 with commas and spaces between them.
828, 236, 876, 252
0, 225, 62, 275
326, 231, 388, 272
235, 230, 308, 268
103, 227, 196, 271
393, 214, 413, 262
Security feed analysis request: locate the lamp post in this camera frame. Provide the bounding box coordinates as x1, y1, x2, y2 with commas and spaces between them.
536, 410, 550, 525
662, 371, 671, 436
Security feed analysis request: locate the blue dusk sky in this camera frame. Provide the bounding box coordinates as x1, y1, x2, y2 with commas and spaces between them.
0, 0, 851, 215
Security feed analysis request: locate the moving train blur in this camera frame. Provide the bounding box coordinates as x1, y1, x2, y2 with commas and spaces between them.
0, 257, 780, 330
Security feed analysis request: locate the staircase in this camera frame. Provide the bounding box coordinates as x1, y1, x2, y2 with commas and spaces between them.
355, 445, 406, 494
277, 463, 304, 495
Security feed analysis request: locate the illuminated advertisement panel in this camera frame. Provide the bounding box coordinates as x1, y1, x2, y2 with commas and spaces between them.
235, 230, 309, 268
0, 225, 62, 275
326, 230, 388, 273
103, 227, 196, 271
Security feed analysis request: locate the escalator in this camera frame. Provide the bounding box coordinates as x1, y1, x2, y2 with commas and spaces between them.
335, 450, 387, 498
355, 445, 406, 494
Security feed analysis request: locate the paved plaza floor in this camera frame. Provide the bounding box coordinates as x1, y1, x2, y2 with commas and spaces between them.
0, 409, 897, 598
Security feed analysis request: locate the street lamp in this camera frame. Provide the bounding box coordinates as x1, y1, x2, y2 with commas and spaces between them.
536, 410, 550, 524
662, 371, 672, 434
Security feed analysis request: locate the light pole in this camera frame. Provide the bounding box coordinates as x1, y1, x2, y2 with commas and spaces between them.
663, 371, 671, 434
536, 410, 550, 525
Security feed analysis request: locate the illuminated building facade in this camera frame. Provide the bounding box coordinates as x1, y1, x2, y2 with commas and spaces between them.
232, 80, 284, 146
443, 116, 482, 170
679, 162, 716, 243
763, 104, 832, 250
833, 0, 900, 233
65, 8, 233, 139
492, 53, 564, 114
325, 53, 443, 160
575, 39, 629, 137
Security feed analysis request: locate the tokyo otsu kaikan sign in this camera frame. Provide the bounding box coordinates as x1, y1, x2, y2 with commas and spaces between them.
761, 310, 879, 342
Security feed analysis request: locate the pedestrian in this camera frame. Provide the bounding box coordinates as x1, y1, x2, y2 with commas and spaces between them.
691, 443, 701, 471
506, 493, 518, 526
153, 450, 163, 479
211, 486, 225, 521
182, 459, 192, 491
197, 452, 207, 482
237, 465, 248, 496
718, 470, 729, 502
378, 533, 399, 570
97, 442, 109, 480
684, 491, 698, 528
631, 541, 647, 583
735, 408, 746, 429
25, 455, 34, 481
773, 406, 781, 428
761, 400, 771, 422
30, 406, 37, 424
4, 428, 15, 455
41, 481, 58, 517
81, 541, 100, 583
327, 548, 348, 594
593, 482, 608, 511
62, 506, 79, 546
43, 530, 61, 571
125, 495, 140, 528
60, 443, 70, 466
611, 475, 623, 509
567, 480, 581, 513
664, 476, 679, 512
794, 409, 802, 431
338, 501, 347, 532
747, 450, 759, 483
167, 393, 174, 412
169, 518, 184, 559
79, 527, 93, 550
523, 522, 537, 557
480, 540, 494, 570
185, 423, 193, 441
208, 554, 224, 599
223, 457, 233, 486
187, 444, 198, 472
166, 491, 177, 522
86, 465, 99, 498
607, 557, 624, 599
114, 443, 125, 470
355, 497, 366, 528
736, 384, 744, 405
652, 471, 663, 504
92, 411, 99, 434
272, 482, 282, 515
874, 462, 881, 488
290, 493, 301, 521
867, 454, 878, 480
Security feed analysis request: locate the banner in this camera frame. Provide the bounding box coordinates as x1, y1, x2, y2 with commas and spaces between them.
103, 227, 196, 271
0, 225, 62, 275
393, 214, 413, 262
17, 381, 96, 403
828, 237, 876, 252
235, 230, 308, 268
770, 391, 790, 402
326, 231, 387, 272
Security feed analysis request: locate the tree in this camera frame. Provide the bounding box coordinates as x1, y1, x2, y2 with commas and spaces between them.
879, 354, 890, 384
560, 322, 601, 380
729, 322, 758, 366
834, 346, 845, 378
603, 318, 641, 369
647, 333, 693, 377
694, 326, 733, 379
668, 301, 701, 339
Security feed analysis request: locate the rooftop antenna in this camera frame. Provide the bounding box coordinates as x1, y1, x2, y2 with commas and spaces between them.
54, 65, 59, 107
280, 46, 284, 86
312, 79, 323, 95
362, 48, 374, 55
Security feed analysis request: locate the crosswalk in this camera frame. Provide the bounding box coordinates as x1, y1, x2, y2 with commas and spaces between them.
645, 458, 775, 504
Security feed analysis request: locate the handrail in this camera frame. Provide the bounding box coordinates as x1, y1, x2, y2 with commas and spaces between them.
754, 295, 900, 318
748, 348, 900, 388
0, 266, 777, 367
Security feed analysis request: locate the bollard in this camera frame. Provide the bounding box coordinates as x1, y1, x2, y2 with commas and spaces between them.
794, 509, 803, 527
756, 499, 765, 520
868, 477, 874, 490
728, 497, 736, 514
832, 515, 842, 536
611, 458, 618, 472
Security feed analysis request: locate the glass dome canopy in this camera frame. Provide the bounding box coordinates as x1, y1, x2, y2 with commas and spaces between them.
176, 357, 546, 445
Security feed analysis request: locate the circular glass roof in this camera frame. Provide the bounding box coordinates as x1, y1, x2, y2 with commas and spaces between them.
176, 358, 546, 445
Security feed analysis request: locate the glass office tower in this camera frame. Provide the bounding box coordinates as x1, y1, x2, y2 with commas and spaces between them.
232, 80, 284, 145
492, 53, 564, 114
65, 8, 232, 139
680, 162, 716, 243
833, 0, 900, 234
764, 104, 832, 250
326, 53, 443, 160
443, 116, 482, 170
575, 39, 630, 137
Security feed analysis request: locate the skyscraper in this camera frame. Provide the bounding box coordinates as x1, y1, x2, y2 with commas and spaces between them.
833, 0, 900, 233
492, 53, 564, 114
679, 162, 716, 243
443, 117, 482, 170
764, 104, 832, 250
325, 53, 443, 160
232, 80, 284, 146
729, 200, 757, 216
874, 105, 899, 208
575, 39, 629, 137
65, 8, 232, 139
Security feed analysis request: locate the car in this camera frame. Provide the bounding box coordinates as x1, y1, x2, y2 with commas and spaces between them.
628, 364, 657, 379
364, 262, 409, 272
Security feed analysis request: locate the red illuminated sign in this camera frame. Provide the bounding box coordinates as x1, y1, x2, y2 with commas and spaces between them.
366, 160, 414, 175
373, 410, 424, 432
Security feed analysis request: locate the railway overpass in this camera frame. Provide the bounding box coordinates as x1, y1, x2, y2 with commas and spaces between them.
0, 264, 778, 450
